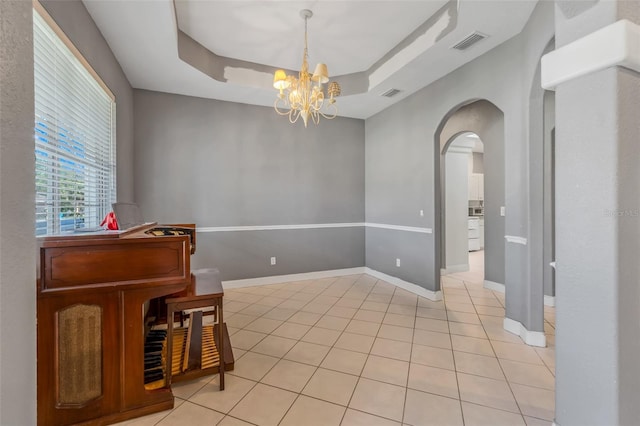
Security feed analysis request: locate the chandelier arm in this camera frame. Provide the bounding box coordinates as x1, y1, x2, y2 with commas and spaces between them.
289, 109, 301, 124
312, 111, 320, 125
318, 103, 339, 120
311, 95, 324, 111
272, 9, 338, 127
274, 99, 292, 116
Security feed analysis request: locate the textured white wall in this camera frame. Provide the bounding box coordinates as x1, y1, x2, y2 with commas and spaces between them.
0, 1, 37, 424
554, 1, 640, 424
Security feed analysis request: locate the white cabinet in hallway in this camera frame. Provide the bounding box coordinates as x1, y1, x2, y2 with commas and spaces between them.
468, 217, 480, 251
468, 173, 484, 201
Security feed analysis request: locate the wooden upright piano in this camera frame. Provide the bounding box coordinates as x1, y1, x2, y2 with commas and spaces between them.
36, 222, 221, 425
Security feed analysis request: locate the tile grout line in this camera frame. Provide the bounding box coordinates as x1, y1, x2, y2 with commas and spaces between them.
192, 276, 346, 422
463, 277, 528, 422
341, 280, 408, 425
336, 277, 382, 426
400, 288, 420, 425
165, 269, 554, 426
253, 275, 378, 425
446, 280, 467, 425
221, 276, 343, 424
275, 275, 364, 426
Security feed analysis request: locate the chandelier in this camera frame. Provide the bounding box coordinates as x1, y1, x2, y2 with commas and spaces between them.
273, 9, 341, 127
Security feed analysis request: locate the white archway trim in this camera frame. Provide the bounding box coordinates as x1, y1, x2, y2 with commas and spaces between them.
541, 19, 640, 90
504, 317, 547, 347
446, 146, 473, 154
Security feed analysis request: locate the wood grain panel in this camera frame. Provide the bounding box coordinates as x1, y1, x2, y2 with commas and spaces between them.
41, 239, 188, 290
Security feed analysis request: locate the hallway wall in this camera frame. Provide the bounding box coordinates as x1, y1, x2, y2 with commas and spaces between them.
553, 1, 640, 424
543, 90, 556, 298
365, 1, 554, 334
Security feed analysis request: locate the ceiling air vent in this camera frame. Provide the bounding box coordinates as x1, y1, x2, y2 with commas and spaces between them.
451, 32, 488, 51
380, 88, 401, 98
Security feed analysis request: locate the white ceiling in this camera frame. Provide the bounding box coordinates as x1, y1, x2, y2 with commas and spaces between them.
82, 0, 538, 119
174, 1, 448, 76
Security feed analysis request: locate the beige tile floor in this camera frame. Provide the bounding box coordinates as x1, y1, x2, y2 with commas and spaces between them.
118, 251, 556, 426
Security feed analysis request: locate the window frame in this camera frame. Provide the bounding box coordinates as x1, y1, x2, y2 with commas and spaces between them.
33, 0, 116, 236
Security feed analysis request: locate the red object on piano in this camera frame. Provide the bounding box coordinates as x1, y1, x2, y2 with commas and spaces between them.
100, 211, 119, 230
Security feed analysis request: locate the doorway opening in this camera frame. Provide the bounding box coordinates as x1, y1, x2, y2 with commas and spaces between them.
442, 132, 485, 284
434, 99, 505, 293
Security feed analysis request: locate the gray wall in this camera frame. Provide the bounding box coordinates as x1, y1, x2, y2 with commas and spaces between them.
543, 90, 556, 298
365, 0, 554, 332
554, 1, 640, 424
40, 0, 135, 202
133, 90, 365, 280
0, 1, 36, 423
365, 228, 433, 286
505, 0, 555, 333
525, 35, 550, 329
365, 92, 437, 290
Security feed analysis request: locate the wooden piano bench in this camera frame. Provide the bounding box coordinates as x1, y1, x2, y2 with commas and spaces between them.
165, 268, 234, 391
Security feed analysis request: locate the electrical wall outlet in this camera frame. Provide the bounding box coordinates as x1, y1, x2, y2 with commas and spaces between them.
270, 257, 276, 266
396, 258, 401, 267
419, 209, 424, 217
500, 206, 506, 216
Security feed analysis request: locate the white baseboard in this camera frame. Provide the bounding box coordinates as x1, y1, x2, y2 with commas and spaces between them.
440, 264, 470, 275
364, 268, 443, 301
222, 267, 366, 289
503, 317, 547, 347
222, 266, 443, 301
484, 280, 505, 293
483, 281, 555, 307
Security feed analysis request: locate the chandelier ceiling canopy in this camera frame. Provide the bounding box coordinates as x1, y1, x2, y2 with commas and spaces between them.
273, 9, 341, 127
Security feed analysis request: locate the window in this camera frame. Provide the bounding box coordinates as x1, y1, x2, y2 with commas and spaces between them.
33, 3, 116, 236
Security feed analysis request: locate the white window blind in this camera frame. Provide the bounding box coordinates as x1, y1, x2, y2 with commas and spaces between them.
33, 6, 116, 236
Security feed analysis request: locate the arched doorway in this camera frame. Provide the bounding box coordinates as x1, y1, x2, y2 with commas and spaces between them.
434, 100, 505, 292
441, 132, 485, 281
